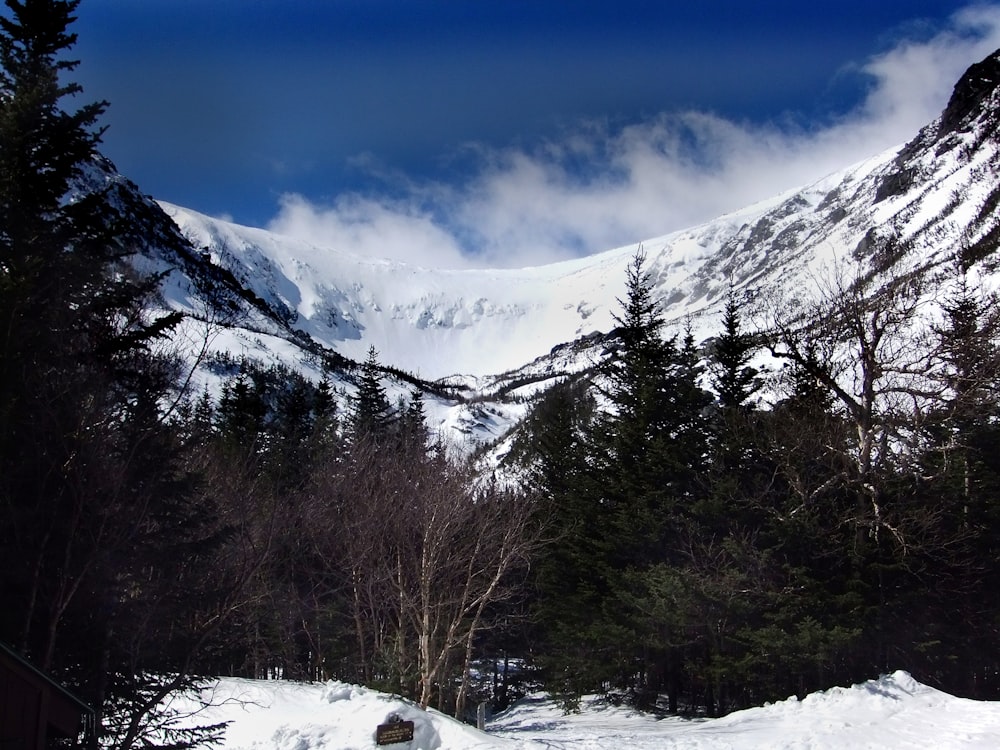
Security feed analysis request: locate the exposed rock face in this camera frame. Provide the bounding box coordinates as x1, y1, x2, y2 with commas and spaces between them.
939, 48, 1000, 139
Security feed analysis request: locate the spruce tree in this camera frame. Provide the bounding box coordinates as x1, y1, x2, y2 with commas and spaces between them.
349, 345, 394, 441
0, 4, 233, 746
514, 377, 606, 697
531, 251, 716, 704
904, 273, 1000, 695
216, 370, 268, 450
597, 256, 719, 707
0, 0, 113, 665
703, 289, 766, 524
596, 252, 709, 571
309, 376, 340, 457
709, 287, 761, 411
399, 389, 431, 451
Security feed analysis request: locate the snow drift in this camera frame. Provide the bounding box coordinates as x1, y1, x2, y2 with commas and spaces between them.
163, 671, 1000, 749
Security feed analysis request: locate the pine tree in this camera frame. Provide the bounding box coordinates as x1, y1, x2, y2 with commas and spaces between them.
0, 4, 236, 747
349, 346, 394, 440
904, 271, 1000, 696
530, 251, 717, 704
399, 389, 431, 451
709, 287, 761, 411
596, 252, 710, 570
596, 256, 722, 708
512, 376, 596, 504
186, 387, 217, 446
216, 370, 268, 449
0, 0, 114, 665
0, 0, 106, 260
703, 289, 767, 523
514, 377, 607, 697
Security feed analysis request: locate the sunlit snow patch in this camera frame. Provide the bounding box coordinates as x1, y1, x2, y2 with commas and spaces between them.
160, 671, 1000, 749
161, 677, 504, 750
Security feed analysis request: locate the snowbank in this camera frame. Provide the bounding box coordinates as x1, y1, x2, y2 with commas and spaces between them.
162, 678, 502, 750
492, 671, 1000, 749
164, 671, 1000, 749
697, 670, 1000, 749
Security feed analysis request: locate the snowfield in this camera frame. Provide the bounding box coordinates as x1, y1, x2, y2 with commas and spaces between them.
164, 671, 1000, 749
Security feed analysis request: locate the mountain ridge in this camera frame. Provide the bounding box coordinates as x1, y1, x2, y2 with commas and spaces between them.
101, 49, 1000, 445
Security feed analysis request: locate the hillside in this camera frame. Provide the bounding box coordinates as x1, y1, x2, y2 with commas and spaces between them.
111, 49, 1000, 445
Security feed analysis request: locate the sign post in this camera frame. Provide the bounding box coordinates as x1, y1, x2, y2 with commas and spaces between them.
375, 714, 415, 746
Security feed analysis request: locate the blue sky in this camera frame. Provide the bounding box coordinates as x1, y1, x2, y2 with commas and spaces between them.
68, 1, 1000, 268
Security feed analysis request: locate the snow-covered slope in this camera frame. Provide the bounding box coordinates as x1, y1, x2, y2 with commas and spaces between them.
102, 49, 1000, 448
160, 200, 643, 381
161, 185, 822, 382
162, 671, 1000, 749
158, 50, 1000, 387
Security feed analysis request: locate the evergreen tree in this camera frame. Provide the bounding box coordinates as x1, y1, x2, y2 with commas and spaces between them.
0, 4, 237, 746
0, 0, 106, 264
602, 257, 715, 706
511, 376, 596, 505
399, 389, 431, 450
901, 272, 1000, 695
783, 341, 835, 415
0, 0, 114, 663
703, 290, 767, 524
595, 252, 710, 572
308, 376, 340, 457
513, 377, 606, 697
709, 287, 761, 411
349, 346, 394, 440
216, 370, 268, 450
529, 251, 716, 705
184, 387, 216, 446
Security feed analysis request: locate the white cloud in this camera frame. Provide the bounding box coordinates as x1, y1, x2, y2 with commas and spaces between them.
267, 193, 470, 270
267, 4, 1000, 270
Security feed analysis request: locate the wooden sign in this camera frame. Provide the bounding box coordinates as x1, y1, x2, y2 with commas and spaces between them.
375, 719, 414, 745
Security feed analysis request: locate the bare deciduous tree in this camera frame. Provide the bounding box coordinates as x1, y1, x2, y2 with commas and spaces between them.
309, 436, 546, 715
761, 266, 933, 546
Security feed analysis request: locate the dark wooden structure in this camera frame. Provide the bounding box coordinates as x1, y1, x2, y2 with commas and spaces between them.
0, 641, 93, 749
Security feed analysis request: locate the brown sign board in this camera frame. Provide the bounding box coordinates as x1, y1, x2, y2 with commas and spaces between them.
376, 719, 414, 746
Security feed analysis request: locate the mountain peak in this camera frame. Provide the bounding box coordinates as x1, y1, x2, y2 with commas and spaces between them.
939, 47, 1000, 138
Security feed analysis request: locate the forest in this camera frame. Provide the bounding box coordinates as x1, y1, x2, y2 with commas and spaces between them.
2, 2, 1000, 748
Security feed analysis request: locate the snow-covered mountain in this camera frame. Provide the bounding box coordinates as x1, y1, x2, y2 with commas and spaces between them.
126, 50, 1000, 445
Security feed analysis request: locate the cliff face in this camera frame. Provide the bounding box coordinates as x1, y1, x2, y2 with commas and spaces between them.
939, 48, 1000, 140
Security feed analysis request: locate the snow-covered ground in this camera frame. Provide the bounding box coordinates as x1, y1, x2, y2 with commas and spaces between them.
163, 671, 1000, 749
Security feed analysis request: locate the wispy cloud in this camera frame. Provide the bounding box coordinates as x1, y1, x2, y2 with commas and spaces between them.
266, 4, 1000, 270
268, 193, 469, 270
